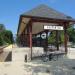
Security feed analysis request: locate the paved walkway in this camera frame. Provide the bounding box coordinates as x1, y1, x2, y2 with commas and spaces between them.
0, 47, 75, 75
0, 58, 75, 75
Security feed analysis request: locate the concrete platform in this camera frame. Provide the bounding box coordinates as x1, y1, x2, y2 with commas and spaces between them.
0, 52, 10, 62
0, 47, 75, 75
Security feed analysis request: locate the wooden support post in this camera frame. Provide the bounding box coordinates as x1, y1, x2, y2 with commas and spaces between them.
45, 31, 48, 51
24, 29, 26, 46
29, 22, 32, 60
40, 33, 41, 47
64, 23, 68, 54
56, 30, 59, 51
27, 25, 29, 46
36, 34, 38, 46
22, 31, 24, 46
20, 34, 22, 46
21, 34, 23, 46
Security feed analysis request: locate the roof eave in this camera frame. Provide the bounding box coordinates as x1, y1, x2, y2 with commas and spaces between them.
21, 15, 75, 23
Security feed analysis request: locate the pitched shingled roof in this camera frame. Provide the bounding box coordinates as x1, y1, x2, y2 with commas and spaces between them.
21, 4, 75, 21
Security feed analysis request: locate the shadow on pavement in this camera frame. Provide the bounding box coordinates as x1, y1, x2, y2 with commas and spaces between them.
5, 52, 12, 62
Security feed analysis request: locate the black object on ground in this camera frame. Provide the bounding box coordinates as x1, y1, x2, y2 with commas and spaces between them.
25, 55, 27, 62
49, 54, 53, 61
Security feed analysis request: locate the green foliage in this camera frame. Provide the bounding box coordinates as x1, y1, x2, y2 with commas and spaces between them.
67, 25, 75, 43
2, 30, 14, 44
60, 31, 64, 44
48, 31, 56, 44
48, 31, 64, 45
0, 34, 4, 46
0, 24, 14, 46
48, 24, 75, 46
0, 24, 5, 32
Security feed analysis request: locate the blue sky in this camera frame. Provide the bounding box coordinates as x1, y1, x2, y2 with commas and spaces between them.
0, 0, 75, 34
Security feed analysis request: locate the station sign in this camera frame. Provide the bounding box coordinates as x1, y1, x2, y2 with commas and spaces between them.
44, 25, 63, 30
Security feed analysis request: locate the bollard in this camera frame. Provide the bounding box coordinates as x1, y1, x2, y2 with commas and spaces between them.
25, 55, 27, 62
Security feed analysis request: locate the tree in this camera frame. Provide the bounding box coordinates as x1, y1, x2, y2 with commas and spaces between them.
1, 30, 14, 44
48, 31, 64, 46
60, 31, 64, 44
0, 33, 4, 46
0, 24, 5, 32
0, 24, 5, 46
0, 24, 14, 46
67, 25, 75, 43
48, 31, 56, 45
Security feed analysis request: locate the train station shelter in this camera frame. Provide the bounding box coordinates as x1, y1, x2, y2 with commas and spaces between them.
17, 4, 75, 58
